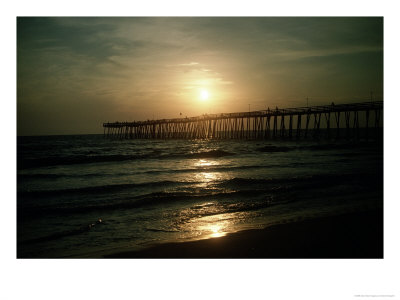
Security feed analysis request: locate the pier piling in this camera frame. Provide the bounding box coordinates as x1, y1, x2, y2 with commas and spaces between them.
103, 101, 383, 140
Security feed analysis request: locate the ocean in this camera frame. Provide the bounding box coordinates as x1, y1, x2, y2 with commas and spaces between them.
17, 133, 383, 258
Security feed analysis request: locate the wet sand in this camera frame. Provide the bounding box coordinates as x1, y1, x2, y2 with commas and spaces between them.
105, 210, 383, 258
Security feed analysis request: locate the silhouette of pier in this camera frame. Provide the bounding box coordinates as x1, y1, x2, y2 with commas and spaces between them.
103, 101, 383, 140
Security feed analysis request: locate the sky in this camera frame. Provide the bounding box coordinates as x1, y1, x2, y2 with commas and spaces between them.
17, 17, 383, 136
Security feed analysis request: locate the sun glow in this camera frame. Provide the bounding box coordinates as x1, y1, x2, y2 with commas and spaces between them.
199, 89, 209, 101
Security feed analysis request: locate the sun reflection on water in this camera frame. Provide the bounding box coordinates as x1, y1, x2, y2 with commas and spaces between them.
195, 216, 230, 238
208, 224, 226, 238
194, 159, 217, 167
172, 158, 246, 240
193, 159, 225, 184
194, 159, 212, 167
186, 212, 246, 239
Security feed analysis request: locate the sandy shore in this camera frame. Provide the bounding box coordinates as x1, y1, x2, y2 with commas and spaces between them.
105, 210, 383, 258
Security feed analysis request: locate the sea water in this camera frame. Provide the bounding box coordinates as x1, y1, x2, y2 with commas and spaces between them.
17, 134, 383, 258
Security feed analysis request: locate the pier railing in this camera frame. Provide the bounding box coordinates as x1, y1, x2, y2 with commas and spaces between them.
103, 101, 383, 140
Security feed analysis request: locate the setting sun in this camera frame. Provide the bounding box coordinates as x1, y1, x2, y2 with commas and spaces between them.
199, 89, 209, 101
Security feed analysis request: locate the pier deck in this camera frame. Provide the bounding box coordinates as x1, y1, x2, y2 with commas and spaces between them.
103, 101, 383, 140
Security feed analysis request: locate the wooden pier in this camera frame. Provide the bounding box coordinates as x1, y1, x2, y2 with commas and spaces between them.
103, 101, 383, 140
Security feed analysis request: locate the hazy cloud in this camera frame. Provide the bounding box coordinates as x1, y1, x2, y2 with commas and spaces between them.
17, 17, 383, 135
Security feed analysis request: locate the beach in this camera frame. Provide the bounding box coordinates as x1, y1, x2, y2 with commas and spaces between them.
106, 210, 383, 258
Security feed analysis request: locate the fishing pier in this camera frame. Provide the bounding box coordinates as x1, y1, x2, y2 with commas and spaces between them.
103, 101, 383, 140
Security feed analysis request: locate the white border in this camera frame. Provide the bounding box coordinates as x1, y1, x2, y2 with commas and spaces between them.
3, 1, 399, 300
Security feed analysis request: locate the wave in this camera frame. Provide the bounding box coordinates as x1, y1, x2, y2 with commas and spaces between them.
257, 145, 293, 152
18, 180, 184, 197
175, 197, 278, 223
20, 193, 272, 244
299, 141, 382, 151
18, 172, 381, 220
18, 149, 236, 170
18, 154, 150, 170
215, 173, 380, 188
18, 164, 270, 181
18, 172, 107, 180
145, 228, 180, 233
139, 164, 266, 175
19, 171, 380, 199
18, 173, 64, 179
183, 149, 234, 159
18, 189, 270, 220
256, 142, 382, 153
19, 219, 105, 245
213, 176, 304, 189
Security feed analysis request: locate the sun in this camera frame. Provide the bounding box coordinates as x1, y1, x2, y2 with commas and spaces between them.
199, 89, 209, 101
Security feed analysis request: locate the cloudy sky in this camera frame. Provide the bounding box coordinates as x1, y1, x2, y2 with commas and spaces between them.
17, 17, 383, 135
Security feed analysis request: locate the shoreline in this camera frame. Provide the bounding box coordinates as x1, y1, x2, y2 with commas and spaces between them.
105, 209, 383, 259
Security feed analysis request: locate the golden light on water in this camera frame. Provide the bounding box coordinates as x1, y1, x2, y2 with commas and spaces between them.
177, 158, 244, 239
208, 224, 225, 238
195, 159, 213, 167
176, 202, 256, 241
196, 215, 232, 238
203, 172, 218, 182
193, 158, 223, 183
